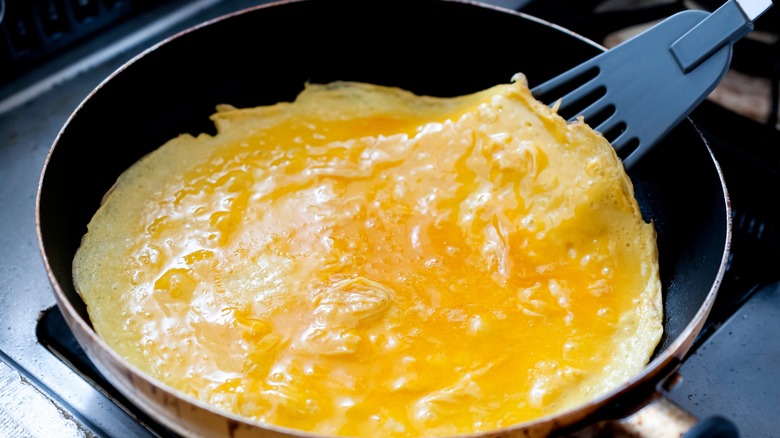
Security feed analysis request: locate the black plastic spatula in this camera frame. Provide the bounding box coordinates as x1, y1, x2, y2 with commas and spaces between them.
530, 0, 773, 170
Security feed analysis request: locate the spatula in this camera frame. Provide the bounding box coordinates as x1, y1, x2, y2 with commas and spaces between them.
530, 0, 773, 170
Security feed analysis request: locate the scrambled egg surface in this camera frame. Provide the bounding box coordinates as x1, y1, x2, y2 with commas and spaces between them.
73, 76, 662, 437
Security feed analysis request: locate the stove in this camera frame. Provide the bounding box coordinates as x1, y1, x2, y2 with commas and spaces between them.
1, 0, 778, 437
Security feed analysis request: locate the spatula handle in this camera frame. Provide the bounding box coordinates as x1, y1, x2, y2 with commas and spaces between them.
670, 0, 772, 73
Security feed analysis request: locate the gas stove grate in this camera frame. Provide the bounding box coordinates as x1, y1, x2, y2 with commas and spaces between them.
0, 0, 174, 86
37, 306, 177, 438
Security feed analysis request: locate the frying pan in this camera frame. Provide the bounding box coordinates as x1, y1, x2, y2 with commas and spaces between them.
36, 0, 732, 436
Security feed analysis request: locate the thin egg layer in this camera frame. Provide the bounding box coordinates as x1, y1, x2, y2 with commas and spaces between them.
73, 76, 663, 437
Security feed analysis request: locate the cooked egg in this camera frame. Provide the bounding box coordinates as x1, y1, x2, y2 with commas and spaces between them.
73, 75, 662, 437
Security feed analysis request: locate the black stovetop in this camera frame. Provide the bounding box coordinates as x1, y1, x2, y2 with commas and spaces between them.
1, 1, 779, 437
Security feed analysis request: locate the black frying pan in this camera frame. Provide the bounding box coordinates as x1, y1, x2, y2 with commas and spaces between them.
36, 0, 732, 436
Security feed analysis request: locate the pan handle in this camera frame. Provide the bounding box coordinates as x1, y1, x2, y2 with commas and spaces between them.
613, 396, 739, 438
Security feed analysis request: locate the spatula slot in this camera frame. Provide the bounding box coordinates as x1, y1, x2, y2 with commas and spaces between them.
582, 104, 615, 132
532, 66, 600, 107
600, 121, 627, 145
616, 137, 641, 163
557, 85, 607, 121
